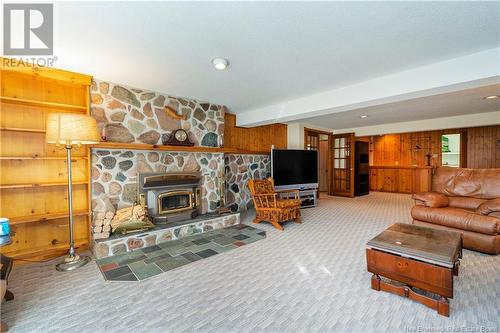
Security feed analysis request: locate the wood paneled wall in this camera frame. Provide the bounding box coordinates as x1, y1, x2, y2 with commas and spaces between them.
467, 125, 500, 168
360, 129, 465, 168
224, 112, 287, 152
359, 125, 499, 168
368, 166, 432, 194
359, 125, 500, 194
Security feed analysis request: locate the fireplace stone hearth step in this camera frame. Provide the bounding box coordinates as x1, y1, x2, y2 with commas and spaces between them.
95, 224, 266, 282
91, 212, 240, 260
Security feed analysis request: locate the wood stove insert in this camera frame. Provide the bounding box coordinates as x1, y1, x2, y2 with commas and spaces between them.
138, 172, 201, 224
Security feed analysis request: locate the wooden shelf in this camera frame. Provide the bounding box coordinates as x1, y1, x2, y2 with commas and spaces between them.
94, 142, 270, 155
9, 210, 90, 225
1, 57, 93, 86
1, 96, 87, 112
1, 239, 89, 261
1, 61, 92, 261
0, 181, 88, 189
0, 156, 87, 160
0, 127, 45, 133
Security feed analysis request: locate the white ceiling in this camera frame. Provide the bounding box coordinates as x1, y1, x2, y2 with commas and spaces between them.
301, 84, 500, 130
52, 1, 500, 117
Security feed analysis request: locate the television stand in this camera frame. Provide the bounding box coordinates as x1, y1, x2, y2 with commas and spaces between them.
297, 189, 317, 208
280, 188, 317, 208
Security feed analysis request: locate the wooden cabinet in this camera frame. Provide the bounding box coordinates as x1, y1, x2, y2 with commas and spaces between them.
413, 168, 433, 193
0, 59, 92, 260
397, 169, 413, 193
374, 169, 397, 192
354, 141, 370, 196
370, 166, 432, 194
224, 113, 287, 152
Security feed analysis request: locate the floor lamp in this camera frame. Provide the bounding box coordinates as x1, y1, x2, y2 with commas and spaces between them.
46, 113, 100, 272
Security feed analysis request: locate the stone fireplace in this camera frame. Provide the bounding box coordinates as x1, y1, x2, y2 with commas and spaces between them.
139, 172, 202, 224
89, 78, 272, 246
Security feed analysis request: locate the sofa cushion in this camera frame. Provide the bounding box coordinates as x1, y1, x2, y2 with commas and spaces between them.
490, 212, 500, 219
448, 196, 486, 211
431, 167, 500, 199
412, 220, 500, 255
411, 206, 499, 236
477, 198, 500, 216
412, 192, 449, 208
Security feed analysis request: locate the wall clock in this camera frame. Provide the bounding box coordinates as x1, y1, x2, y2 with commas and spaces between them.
163, 129, 195, 146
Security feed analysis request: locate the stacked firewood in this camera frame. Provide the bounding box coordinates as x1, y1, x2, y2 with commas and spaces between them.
92, 211, 114, 239
111, 205, 147, 232
92, 196, 116, 240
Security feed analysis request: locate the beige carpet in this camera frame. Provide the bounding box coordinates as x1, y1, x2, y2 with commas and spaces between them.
2, 192, 499, 332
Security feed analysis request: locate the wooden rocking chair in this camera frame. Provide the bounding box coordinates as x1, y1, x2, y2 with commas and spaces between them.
248, 178, 302, 230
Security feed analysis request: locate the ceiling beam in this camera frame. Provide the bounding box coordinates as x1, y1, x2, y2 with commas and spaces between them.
333, 110, 500, 136
236, 47, 500, 127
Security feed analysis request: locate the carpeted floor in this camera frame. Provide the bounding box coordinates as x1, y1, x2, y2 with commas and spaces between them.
2, 192, 499, 332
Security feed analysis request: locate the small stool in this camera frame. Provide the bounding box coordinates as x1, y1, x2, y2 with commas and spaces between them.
1, 254, 14, 300
1, 254, 14, 333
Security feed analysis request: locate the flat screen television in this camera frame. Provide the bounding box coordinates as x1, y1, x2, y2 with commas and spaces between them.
271, 149, 318, 189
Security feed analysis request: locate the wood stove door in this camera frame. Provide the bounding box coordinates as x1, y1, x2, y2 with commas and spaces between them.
158, 190, 193, 214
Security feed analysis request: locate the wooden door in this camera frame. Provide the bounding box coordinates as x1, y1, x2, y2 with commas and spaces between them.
305, 128, 332, 197
305, 130, 320, 150
330, 133, 355, 197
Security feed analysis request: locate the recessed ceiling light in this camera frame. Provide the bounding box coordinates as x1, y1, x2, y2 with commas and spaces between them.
212, 58, 229, 70
360, 115, 369, 119
483, 95, 499, 100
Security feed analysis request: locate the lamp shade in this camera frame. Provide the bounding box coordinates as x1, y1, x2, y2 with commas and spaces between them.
46, 113, 100, 145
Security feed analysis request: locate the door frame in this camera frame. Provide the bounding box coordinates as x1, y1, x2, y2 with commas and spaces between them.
440, 129, 468, 168
304, 128, 333, 195
329, 133, 355, 197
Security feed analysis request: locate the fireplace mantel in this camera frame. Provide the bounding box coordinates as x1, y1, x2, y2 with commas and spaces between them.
93, 142, 270, 155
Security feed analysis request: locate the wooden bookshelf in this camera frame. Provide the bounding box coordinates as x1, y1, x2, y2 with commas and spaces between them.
4, 239, 89, 261
0, 59, 93, 260
0, 156, 88, 160
0, 127, 46, 133
9, 209, 90, 225
0, 96, 88, 112
0, 181, 88, 189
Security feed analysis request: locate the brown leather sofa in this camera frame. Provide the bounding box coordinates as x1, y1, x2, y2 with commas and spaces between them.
411, 167, 500, 254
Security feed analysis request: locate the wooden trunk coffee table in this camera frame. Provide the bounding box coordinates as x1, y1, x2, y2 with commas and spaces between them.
366, 223, 462, 317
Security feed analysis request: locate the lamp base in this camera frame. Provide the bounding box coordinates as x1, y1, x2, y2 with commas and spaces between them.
55, 254, 91, 272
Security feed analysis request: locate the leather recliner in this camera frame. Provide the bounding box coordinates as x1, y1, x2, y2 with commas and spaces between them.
411, 167, 500, 254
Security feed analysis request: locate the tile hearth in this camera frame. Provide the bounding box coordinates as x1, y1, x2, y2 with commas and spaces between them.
96, 224, 266, 281
92, 212, 241, 259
